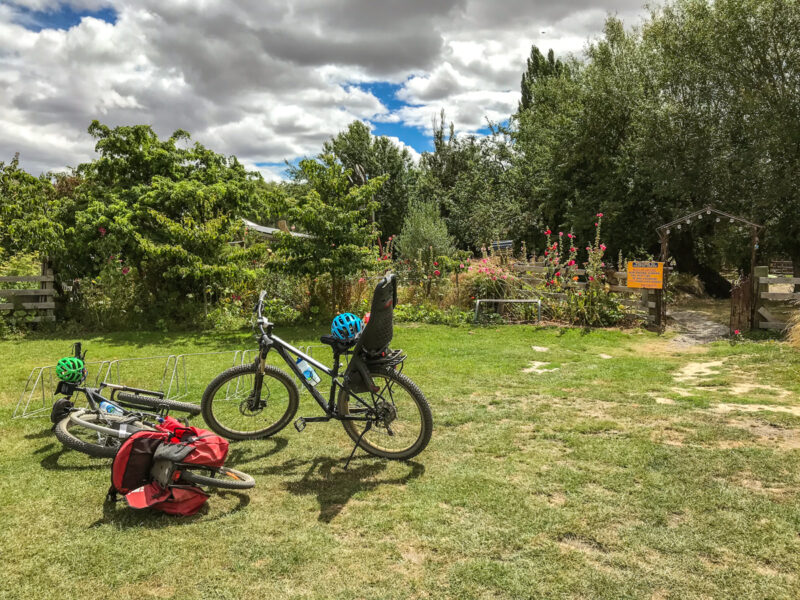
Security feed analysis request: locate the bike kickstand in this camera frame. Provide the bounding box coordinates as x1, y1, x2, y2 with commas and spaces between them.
344, 421, 372, 471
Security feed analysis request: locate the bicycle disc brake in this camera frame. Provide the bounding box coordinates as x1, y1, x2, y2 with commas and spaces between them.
240, 387, 269, 416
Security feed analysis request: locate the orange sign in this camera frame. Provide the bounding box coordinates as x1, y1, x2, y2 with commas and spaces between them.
627, 261, 664, 289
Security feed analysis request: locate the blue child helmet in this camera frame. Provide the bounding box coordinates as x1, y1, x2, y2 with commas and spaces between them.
331, 312, 363, 341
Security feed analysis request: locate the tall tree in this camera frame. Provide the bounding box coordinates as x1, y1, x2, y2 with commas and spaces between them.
323, 121, 415, 239
519, 46, 568, 112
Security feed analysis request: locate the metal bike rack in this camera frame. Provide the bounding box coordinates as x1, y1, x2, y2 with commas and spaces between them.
13, 343, 327, 419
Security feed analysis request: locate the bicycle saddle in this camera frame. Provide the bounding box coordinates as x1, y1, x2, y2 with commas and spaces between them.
320, 334, 357, 352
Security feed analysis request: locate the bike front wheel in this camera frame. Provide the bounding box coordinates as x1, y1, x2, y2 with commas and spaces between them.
338, 366, 433, 460
54, 412, 152, 458
201, 363, 299, 440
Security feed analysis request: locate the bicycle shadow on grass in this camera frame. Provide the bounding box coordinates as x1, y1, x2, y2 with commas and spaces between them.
258, 456, 425, 523
89, 491, 251, 529
225, 436, 289, 468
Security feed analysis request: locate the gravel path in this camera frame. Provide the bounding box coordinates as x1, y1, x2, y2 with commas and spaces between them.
669, 309, 730, 345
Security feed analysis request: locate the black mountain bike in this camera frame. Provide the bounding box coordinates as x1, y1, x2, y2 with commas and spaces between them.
201, 273, 433, 464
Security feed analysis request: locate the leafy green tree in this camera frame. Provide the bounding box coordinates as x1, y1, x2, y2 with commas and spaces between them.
414, 112, 519, 250
395, 200, 455, 262
323, 121, 416, 238
0, 154, 61, 261
53, 121, 266, 317
269, 154, 385, 312
519, 46, 569, 112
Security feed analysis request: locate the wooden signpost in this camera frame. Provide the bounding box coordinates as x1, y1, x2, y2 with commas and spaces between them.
626, 261, 664, 289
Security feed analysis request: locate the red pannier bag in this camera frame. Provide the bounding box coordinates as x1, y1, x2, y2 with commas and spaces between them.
156, 418, 229, 468
108, 425, 223, 516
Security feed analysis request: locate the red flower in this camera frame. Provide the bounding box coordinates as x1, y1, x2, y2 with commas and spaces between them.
544, 250, 549, 256
434, 261, 438, 266
567, 260, 575, 266
470, 296, 475, 299
567, 233, 574, 239
594, 222, 599, 227
544, 229, 552, 235
600, 244, 606, 251
121, 266, 130, 275
570, 247, 576, 252
597, 212, 604, 217
98, 226, 106, 236
555, 271, 561, 277
589, 276, 594, 281
434, 270, 441, 276
734, 329, 740, 335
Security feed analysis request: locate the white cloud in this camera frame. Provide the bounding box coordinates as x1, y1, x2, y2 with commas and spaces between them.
0, 0, 648, 175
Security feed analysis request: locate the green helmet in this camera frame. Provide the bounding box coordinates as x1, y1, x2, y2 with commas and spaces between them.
55, 356, 85, 383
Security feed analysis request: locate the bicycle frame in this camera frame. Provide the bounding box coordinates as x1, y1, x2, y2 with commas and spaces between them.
256, 333, 374, 423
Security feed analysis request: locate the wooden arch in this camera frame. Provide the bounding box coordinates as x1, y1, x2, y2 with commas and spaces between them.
655, 205, 763, 330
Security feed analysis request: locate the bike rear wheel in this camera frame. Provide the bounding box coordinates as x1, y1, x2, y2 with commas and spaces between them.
338, 366, 432, 460
179, 466, 255, 490
201, 363, 299, 440
54, 412, 151, 458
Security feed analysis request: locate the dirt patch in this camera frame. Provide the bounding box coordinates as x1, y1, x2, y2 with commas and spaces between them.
655, 397, 676, 405
598, 353, 613, 359
673, 360, 724, 383
531, 346, 549, 352
726, 417, 800, 449
522, 361, 559, 374
728, 383, 792, 400
711, 403, 800, 417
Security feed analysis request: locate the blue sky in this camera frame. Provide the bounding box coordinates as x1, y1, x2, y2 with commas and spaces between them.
0, 0, 644, 178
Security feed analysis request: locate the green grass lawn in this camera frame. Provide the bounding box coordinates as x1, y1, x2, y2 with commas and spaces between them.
1, 325, 799, 599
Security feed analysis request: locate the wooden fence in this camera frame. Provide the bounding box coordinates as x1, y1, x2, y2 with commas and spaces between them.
0, 263, 55, 323
753, 265, 799, 331
511, 263, 657, 324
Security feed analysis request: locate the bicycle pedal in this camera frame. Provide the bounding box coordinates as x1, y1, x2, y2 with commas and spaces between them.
294, 417, 306, 432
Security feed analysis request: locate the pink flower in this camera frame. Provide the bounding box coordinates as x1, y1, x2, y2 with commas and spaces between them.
98, 226, 106, 236
570, 247, 576, 252
434, 270, 441, 276
559, 232, 564, 236
568, 260, 575, 266
734, 329, 740, 335
552, 242, 558, 248
555, 271, 561, 277
491, 276, 497, 281
589, 276, 594, 281
122, 266, 130, 275
594, 222, 599, 227
544, 251, 549, 256
459, 263, 465, 269
567, 233, 574, 239
359, 277, 365, 283
597, 212, 604, 217
586, 246, 591, 251
482, 258, 488, 264
502, 274, 507, 279
600, 244, 606, 251
434, 261, 438, 266
544, 229, 551, 235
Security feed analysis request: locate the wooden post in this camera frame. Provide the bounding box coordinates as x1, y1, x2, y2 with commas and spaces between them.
40, 259, 55, 322
657, 232, 669, 332
752, 265, 769, 330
